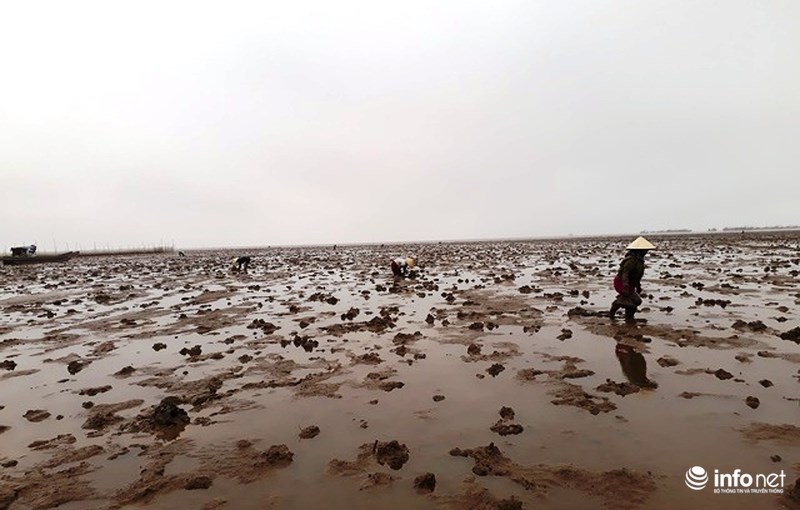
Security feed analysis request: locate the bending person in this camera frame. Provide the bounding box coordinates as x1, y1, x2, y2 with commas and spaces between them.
233, 256, 251, 272
610, 237, 655, 322
390, 257, 416, 278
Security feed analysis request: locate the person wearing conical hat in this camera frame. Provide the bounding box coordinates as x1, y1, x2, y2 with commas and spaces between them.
390, 256, 416, 278
610, 237, 655, 322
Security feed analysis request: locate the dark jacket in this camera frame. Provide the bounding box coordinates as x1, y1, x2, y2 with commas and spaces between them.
617, 252, 645, 291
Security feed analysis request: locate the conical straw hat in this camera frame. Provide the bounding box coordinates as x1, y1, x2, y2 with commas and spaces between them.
406, 257, 416, 268
626, 237, 655, 250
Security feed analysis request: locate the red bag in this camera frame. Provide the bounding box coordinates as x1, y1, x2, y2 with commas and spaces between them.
613, 275, 623, 294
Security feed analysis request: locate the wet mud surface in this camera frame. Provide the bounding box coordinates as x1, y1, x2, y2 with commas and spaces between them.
0, 232, 798, 509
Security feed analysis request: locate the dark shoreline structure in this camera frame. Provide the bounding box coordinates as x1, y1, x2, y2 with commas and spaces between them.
74, 247, 174, 258
1, 247, 174, 266
721, 225, 800, 231
641, 226, 800, 235
0, 252, 78, 266
640, 229, 692, 234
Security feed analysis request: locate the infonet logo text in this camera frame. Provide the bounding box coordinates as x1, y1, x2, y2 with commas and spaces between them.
685, 466, 786, 494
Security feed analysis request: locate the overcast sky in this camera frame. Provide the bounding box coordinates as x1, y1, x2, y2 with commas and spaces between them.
1, 1, 798, 250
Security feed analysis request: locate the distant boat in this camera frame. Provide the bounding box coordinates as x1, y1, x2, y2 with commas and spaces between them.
1, 250, 78, 266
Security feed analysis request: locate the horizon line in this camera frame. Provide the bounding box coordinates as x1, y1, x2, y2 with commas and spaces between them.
6, 226, 799, 254
177, 226, 800, 251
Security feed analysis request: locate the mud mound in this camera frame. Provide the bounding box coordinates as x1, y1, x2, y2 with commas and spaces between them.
486, 364, 505, 377
23, 409, 51, 422
414, 473, 437, 493
375, 440, 410, 470
741, 423, 800, 445
28, 434, 77, 450
82, 399, 144, 432
115, 397, 190, 440
449, 443, 655, 508
185, 476, 213, 490
112, 440, 294, 506
745, 396, 760, 409
550, 384, 617, 415
353, 352, 383, 365
656, 356, 680, 367
0, 462, 98, 509
439, 481, 523, 510
596, 380, 641, 397
490, 421, 524, 436
360, 472, 395, 490
359, 371, 405, 392
450, 443, 512, 477
516, 368, 544, 381
299, 425, 320, 439
328, 440, 410, 475
780, 327, 800, 343
247, 319, 280, 335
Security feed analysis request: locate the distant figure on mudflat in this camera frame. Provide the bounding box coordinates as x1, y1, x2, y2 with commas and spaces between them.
390, 257, 416, 278
233, 256, 251, 272
610, 237, 655, 322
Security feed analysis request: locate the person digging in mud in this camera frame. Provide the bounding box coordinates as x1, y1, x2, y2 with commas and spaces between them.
615, 343, 658, 389
390, 257, 416, 278
232, 256, 251, 272
610, 237, 655, 322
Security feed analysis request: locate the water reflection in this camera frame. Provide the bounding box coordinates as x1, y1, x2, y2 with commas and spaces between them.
614, 343, 658, 389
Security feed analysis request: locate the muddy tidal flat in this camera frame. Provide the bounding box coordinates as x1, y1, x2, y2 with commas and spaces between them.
1, 232, 799, 510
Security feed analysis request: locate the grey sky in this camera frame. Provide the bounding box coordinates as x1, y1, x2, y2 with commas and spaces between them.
2, 1, 798, 249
